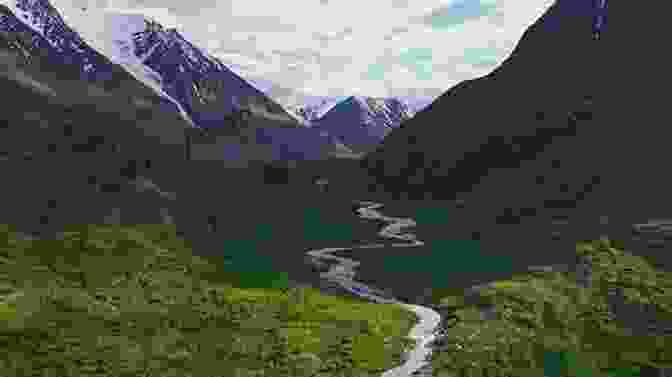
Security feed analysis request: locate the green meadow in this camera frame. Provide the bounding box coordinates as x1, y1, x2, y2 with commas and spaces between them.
0, 223, 417, 377
428, 237, 672, 377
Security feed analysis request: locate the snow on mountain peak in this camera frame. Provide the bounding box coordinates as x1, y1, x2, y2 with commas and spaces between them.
340, 95, 412, 128
101, 11, 227, 78
0, 0, 196, 126
11, 0, 57, 35
308, 95, 413, 153
3, 0, 83, 53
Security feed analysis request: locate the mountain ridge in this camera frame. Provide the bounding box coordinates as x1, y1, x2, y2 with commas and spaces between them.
359, 0, 602, 201
0, 0, 364, 162
311, 95, 413, 153
101, 10, 299, 130
0, 0, 194, 125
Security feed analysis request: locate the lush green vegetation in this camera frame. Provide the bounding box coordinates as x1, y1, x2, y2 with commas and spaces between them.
428, 237, 672, 377
0, 223, 418, 377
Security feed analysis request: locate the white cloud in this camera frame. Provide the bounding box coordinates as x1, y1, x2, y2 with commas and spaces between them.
44, 0, 555, 104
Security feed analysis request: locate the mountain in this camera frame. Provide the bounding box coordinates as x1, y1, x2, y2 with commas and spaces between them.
357, 0, 672, 256
1, 0, 359, 162
284, 104, 311, 126
0, 43, 186, 236
403, 96, 434, 114
311, 96, 413, 153
283, 95, 415, 156
360, 0, 660, 206
108, 12, 299, 130
0, 0, 188, 122
359, 0, 606, 200
300, 98, 342, 122
0, 0, 303, 130
86, 9, 366, 162
283, 97, 343, 126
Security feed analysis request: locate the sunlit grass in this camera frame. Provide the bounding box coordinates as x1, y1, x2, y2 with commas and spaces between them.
429, 237, 672, 377
489, 280, 524, 290
0, 222, 418, 376
0, 301, 17, 321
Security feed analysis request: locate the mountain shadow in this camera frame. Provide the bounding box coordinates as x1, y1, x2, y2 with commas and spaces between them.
358, 0, 672, 270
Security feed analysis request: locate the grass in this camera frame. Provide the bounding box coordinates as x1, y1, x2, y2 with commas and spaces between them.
0, 222, 418, 377
429, 237, 672, 377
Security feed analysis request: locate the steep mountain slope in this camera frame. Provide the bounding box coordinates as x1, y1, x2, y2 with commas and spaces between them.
0, 45, 188, 237
1, 0, 357, 162
403, 97, 433, 114
359, 0, 604, 201
1, 0, 301, 130
104, 12, 299, 130
0, 1, 189, 124
294, 98, 341, 123
357, 0, 672, 268
312, 96, 413, 153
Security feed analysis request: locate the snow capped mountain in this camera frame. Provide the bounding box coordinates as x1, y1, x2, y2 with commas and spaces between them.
303, 98, 345, 122
284, 104, 312, 126
0, 0, 192, 125
102, 11, 298, 130
282, 96, 343, 127
403, 96, 434, 114
1, 0, 299, 131
0, 0, 371, 161
311, 95, 413, 153
301, 99, 339, 121
360, 96, 414, 128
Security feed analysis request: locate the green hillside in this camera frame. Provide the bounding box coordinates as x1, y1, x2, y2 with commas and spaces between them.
429, 237, 672, 377
0, 223, 417, 377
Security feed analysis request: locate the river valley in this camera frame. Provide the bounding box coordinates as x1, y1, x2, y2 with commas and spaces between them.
306, 201, 441, 377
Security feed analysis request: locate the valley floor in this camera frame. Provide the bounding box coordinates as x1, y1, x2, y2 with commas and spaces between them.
1, 222, 671, 377
0, 223, 418, 377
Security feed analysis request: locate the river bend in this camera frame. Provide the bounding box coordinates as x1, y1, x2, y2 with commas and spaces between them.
306, 201, 441, 377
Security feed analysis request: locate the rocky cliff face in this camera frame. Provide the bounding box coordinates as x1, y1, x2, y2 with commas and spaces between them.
120, 14, 298, 130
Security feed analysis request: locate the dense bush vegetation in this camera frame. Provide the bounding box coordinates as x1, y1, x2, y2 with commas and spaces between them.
428, 237, 672, 377
0, 223, 418, 377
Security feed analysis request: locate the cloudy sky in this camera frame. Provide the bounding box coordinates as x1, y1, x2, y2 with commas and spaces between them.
50, 0, 555, 108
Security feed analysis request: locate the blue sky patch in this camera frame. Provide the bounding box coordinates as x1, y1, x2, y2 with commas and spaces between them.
422, 0, 498, 29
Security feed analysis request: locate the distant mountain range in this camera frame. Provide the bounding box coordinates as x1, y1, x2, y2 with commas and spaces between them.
0, 0, 423, 161
286, 96, 418, 153
309, 96, 413, 153
289, 96, 421, 125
